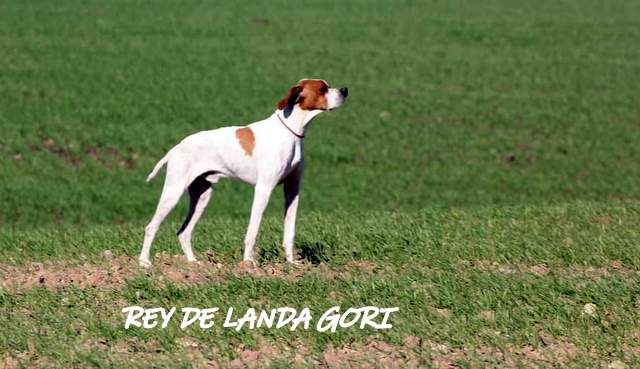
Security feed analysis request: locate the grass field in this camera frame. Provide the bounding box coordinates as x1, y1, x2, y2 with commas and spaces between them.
1, 0, 640, 367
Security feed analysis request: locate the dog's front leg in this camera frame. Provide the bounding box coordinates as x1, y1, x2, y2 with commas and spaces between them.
283, 168, 302, 263
243, 183, 275, 263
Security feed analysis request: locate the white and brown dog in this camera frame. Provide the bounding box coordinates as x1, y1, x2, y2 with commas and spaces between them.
139, 79, 348, 267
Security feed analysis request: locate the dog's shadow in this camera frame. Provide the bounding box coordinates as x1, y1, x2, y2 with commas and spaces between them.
256, 238, 334, 265
258, 240, 331, 265
297, 240, 331, 265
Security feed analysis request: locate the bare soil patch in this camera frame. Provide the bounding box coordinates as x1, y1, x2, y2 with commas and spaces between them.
0, 252, 379, 291
26, 137, 139, 169
467, 260, 639, 280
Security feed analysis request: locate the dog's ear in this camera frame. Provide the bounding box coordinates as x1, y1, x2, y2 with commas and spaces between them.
277, 85, 303, 118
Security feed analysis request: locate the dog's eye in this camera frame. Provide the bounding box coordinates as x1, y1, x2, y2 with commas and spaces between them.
320, 85, 328, 94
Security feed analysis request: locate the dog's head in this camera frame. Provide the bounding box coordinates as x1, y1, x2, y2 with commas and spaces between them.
277, 79, 348, 118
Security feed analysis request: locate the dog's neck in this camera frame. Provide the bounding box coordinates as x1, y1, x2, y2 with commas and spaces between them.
274, 107, 323, 138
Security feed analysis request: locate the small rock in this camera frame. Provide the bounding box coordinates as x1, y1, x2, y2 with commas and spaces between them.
379, 111, 391, 120
582, 303, 597, 317
608, 360, 626, 369
103, 250, 114, 259
530, 264, 550, 276
43, 138, 55, 148
497, 265, 516, 274
478, 310, 496, 321
179, 337, 199, 348
429, 342, 450, 354
31, 262, 44, 271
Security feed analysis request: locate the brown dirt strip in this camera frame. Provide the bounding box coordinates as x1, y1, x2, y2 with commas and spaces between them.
27, 137, 139, 169
0, 252, 378, 291
1, 252, 638, 292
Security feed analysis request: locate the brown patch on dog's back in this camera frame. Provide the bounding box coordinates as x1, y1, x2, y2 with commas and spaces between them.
235, 127, 255, 156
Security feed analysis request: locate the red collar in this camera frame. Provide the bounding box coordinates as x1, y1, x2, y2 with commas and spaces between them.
277, 114, 305, 139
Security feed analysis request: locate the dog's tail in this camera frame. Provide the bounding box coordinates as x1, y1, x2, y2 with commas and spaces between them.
146, 151, 171, 182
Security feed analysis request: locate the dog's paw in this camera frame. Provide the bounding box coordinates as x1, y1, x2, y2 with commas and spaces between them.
138, 259, 152, 268
286, 258, 304, 268
187, 260, 202, 268
238, 259, 257, 269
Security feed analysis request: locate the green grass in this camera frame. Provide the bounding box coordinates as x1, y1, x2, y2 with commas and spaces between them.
1, 0, 639, 367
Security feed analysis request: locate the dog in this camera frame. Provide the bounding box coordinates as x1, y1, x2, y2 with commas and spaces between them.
139, 79, 348, 267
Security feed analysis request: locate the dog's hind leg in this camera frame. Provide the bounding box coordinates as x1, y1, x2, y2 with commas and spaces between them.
282, 168, 302, 263
139, 167, 187, 267
177, 175, 213, 262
